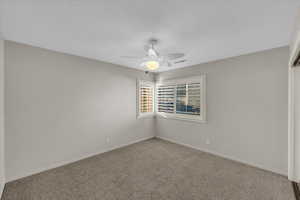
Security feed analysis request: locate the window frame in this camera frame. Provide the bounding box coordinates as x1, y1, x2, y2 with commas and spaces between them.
155, 75, 207, 123
137, 79, 155, 119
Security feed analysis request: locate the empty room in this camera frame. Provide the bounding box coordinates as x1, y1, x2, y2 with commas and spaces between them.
1, 0, 300, 200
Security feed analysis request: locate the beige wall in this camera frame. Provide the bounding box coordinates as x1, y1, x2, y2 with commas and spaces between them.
156, 47, 289, 175
0, 38, 5, 196
4, 41, 155, 182
3, 41, 290, 182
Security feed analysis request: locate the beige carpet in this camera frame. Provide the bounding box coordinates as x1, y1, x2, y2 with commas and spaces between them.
1, 138, 295, 200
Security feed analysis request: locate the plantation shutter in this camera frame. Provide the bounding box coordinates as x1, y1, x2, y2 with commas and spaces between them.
139, 83, 153, 113
157, 85, 175, 113
186, 83, 201, 115
157, 82, 201, 116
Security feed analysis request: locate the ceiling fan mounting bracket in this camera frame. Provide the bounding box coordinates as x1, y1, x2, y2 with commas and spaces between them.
148, 38, 159, 46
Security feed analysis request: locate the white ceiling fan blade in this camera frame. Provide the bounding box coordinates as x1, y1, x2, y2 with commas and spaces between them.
165, 59, 187, 67
164, 53, 185, 60
121, 56, 142, 59
174, 59, 187, 64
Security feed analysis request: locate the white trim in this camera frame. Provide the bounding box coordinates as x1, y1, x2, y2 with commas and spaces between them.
155, 74, 207, 123
288, 9, 300, 181
137, 112, 155, 119
288, 67, 298, 182
7, 136, 154, 183
289, 10, 300, 67
201, 74, 207, 121
156, 136, 287, 176
0, 38, 4, 198
156, 113, 207, 124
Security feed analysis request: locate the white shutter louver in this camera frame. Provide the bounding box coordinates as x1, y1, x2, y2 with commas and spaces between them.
175, 83, 200, 115
138, 75, 205, 122
186, 83, 201, 115
157, 85, 175, 113
156, 75, 205, 122
157, 83, 201, 116
139, 83, 154, 113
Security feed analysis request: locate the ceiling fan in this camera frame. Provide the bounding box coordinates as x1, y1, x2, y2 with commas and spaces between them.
122, 39, 186, 71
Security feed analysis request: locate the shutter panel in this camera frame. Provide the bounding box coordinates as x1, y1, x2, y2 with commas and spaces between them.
156, 76, 205, 121
157, 85, 175, 113
187, 83, 201, 115
175, 83, 201, 115
158, 82, 201, 116
139, 84, 153, 113
176, 84, 187, 114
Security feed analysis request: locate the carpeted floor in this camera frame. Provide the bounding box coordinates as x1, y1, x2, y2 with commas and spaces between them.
1, 138, 295, 200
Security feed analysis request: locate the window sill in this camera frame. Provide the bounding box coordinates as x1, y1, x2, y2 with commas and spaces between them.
156, 113, 207, 124
137, 113, 155, 119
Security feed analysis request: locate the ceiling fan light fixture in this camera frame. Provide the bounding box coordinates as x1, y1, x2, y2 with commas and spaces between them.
145, 60, 159, 70
122, 38, 185, 70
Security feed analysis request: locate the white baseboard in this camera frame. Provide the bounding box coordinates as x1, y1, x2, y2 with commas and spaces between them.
156, 136, 287, 177
7, 136, 154, 182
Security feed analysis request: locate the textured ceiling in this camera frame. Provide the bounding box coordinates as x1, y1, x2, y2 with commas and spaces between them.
1, 0, 300, 71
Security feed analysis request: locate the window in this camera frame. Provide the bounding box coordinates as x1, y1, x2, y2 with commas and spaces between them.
156, 75, 206, 122
137, 80, 154, 118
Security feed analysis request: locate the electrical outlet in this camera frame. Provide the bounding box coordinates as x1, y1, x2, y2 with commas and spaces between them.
205, 139, 211, 145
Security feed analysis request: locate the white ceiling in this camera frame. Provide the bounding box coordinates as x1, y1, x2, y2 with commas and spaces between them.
1, 0, 300, 72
